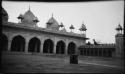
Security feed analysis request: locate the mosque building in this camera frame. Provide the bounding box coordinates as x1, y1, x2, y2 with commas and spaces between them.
2, 7, 88, 55
2, 6, 124, 58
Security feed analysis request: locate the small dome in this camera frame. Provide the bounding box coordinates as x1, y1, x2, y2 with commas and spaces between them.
46, 16, 60, 30
17, 14, 24, 19
59, 22, 64, 27
79, 23, 87, 31
70, 25, 75, 29
47, 17, 59, 26
2, 7, 8, 22
115, 24, 123, 31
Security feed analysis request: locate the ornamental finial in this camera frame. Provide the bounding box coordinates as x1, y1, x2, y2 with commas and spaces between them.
29, 4, 30, 11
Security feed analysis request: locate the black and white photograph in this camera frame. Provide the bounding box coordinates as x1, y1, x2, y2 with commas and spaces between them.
1, 0, 124, 73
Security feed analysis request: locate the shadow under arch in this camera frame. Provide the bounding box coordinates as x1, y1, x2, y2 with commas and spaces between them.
43, 39, 54, 53
11, 35, 25, 52
56, 40, 65, 54
67, 42, 76, 55
28, 37, 41, 53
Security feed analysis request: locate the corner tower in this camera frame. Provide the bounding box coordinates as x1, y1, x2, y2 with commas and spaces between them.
115, 24, 124, 58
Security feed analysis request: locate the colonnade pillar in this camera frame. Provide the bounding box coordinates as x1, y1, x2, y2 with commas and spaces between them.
53, 43, 56, 54
40, 42, 43, 53
65, 44, 68, 55
8, 39, 12, 51
24, 39, 29, 53
64, 44, 67, 55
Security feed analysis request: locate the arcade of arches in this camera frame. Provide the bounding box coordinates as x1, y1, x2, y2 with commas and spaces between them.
2, 34, 77, 55
2, 34, 114, 57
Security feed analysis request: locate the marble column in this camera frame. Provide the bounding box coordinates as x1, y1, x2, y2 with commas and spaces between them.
53, 43, 56, 54
8, 39, 12, 51
25, 39, 29, 53
40, 42, 43, 53
65, 44, 68, 55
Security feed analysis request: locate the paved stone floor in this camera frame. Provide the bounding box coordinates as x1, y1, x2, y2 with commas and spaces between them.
1, 51, 124, 73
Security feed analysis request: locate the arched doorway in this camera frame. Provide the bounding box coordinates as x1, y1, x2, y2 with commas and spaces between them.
28, 37, 41, 53
56, 41, 65, 54
67, 42, 76, 55
1, 34, 8, 51
43, 39, 54, 53
11, 35, 25, 52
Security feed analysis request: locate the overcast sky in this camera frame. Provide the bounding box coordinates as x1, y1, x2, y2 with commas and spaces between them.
2, 0, 124, 44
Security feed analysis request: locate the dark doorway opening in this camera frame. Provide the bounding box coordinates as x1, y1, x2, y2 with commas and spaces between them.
28, 37, 41, 53
56, 41, 65, 54
68, 42, 76, 55
43, 39, 54, 53
11, 35, 25, 52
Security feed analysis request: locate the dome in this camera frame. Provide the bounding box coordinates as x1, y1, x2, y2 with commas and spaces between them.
22, 10, 36, 23
2, 7, 8, 22
46, 16, 60, 30
47, 17, 59, 26
18, 8, 39, 26
24, 10, 35, 18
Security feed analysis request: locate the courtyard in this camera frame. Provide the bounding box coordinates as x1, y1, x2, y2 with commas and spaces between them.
1, 51, 124, 73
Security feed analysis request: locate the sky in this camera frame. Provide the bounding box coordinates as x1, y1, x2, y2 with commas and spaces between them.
2, 0, 124, 44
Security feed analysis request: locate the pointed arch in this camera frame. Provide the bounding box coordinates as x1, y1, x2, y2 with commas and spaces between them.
43, 39, 54, 53
56, 40, 65, 54
67, 42, 76, 55
28, 37, 41, 53
11, 35, 25, 52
